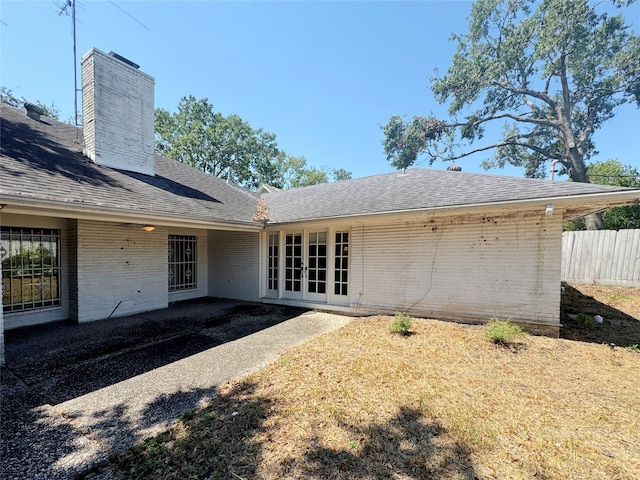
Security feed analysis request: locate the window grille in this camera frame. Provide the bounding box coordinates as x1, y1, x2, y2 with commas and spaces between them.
268, 233, 279, 291
334, 231, 349, 296
1, 227, 61, 312
308, 231, 327, 294
168, 235, 197, 291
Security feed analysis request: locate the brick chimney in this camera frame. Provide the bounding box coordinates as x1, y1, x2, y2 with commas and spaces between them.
81, 48, 155, 176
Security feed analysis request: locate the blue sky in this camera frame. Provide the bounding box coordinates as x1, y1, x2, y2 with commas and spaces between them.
1, 0, 638, 180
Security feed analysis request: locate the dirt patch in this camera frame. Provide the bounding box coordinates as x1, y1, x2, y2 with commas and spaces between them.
560, 283, 640, 347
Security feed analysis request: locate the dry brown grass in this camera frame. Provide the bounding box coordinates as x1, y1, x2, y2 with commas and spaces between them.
113, 314, 640, 480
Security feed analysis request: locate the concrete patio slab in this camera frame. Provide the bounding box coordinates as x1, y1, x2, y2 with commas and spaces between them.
1, 300, 352, 480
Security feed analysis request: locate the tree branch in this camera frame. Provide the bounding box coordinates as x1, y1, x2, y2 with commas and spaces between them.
559, 53, 572, 114
450, 111, 559, 130
491, 80, 558, 110
435, 139, 563, 162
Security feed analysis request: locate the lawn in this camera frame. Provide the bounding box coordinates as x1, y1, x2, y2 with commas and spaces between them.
112, 286, 640, 480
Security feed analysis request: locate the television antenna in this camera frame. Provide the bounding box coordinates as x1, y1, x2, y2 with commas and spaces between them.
56, 0, 80, 127
56, 0, 150, 128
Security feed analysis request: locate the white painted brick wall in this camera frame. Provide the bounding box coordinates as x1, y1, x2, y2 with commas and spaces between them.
349, 209, 563, 328
81, 48, 155, 176
208, 230, 260, 300
76, 220, 168, 322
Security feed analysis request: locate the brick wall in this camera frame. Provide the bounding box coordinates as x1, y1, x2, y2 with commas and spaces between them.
208, 230, 260, 301
81, 48, 155, 176
75, 220, 168, 322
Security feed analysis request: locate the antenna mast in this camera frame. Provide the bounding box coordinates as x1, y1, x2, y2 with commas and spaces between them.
58, 0, 80, 127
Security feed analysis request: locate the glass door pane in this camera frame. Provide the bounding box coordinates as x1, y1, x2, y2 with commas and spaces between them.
306, 231, 327, 302
284, 233, 303, 297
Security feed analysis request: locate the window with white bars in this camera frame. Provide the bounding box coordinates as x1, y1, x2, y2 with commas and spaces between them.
168, 235, 197, 291
267, 233, 279, 291
1, 227, 61, 312
334, 231, 349, 296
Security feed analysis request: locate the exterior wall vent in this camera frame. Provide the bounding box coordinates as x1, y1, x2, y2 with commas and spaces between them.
81, 48, 155, 176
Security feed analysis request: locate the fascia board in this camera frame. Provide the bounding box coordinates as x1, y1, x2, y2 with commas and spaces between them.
265, 189, 640, 226
0, 196, 262, 232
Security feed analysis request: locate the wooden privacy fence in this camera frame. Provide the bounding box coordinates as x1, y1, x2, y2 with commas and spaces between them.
561, 229, 640, 287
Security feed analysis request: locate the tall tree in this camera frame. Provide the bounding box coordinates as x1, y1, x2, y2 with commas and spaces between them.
382, 0, 640, 229
156, 95, 351, 190
155, 96, 279, 188
565, 160, 640, 230
264, 154, 352, 189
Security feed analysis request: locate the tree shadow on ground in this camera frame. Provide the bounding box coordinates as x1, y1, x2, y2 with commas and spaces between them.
280, 406, 479, 480
560, 284, 640, 347
110, 380, 270, 480
0, 366, 110, 480
1, 302, 304, 479
109, 394, 480, 480
5, 301, 306, 404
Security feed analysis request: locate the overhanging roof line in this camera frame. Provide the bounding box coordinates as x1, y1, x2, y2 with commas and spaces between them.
0, 197, 263, 232
265, 189, 640, 225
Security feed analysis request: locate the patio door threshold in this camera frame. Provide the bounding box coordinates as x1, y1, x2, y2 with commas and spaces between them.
259, 298, 352, 315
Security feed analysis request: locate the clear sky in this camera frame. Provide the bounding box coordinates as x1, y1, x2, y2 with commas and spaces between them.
1, 0, 638, 180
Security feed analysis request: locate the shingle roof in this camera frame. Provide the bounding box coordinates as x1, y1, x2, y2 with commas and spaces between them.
0, 104, 260, 226
264, 165, 639, 223
2, 103, 637, 227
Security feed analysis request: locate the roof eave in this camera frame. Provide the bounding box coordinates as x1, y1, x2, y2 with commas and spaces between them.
0, 195, 263, 232
266, 189, 640, 225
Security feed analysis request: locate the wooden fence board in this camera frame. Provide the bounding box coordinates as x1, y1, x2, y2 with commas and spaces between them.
561, 229, 640, 287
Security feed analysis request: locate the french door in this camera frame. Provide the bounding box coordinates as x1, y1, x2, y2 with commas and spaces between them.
283, 231, 327, 302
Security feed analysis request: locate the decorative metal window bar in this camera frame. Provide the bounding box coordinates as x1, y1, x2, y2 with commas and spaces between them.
1, 227, 61, 312
168, 235, 197, 291
334, 231, 349, 296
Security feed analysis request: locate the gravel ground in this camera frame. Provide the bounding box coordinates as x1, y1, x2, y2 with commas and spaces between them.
0, 300, 352, 480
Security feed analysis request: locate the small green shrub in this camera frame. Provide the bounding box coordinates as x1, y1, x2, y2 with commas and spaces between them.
483, 318, 527, 345
626, 344, 640, 353
575, 313, 594, 325
178, 410, 195, 422
389, 312, 413, 335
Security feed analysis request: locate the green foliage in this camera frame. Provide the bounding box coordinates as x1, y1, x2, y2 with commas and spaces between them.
1, 86, 60, 120
155, 96, 351, 190
1, 246, 55, 273
381, 115, 448, 170
388, 312, 414, 335
332, 168, 353, 182
575, 313, 595, 325
482, 318, 527, 345
625, 344, 640, 353
564, 160, 640, 230
383, 0, 640, 188
178, 410, 195, 422
266, 153, 351, 189
155, 96, 280, 188
608, 293, 631, 301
